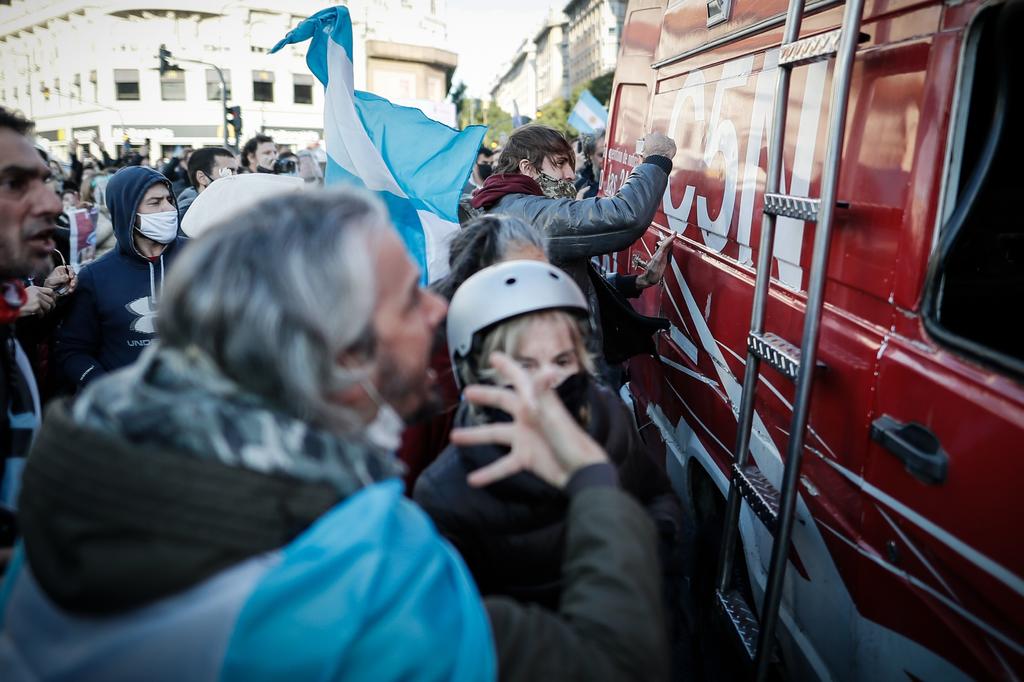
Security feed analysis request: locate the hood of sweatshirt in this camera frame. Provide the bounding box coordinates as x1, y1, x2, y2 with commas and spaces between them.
105, 165, 177, 260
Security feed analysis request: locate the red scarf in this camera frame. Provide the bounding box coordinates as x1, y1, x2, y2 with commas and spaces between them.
0, 280, 27, 324
470, 173, 544, 210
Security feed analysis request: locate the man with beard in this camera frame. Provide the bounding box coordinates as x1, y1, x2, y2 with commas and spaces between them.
0, 188, 667, 681
469, 124, 676, 366
0, 107, 61, 554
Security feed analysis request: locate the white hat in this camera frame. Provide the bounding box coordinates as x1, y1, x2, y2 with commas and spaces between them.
180, 173, 306, 238
446, 260, 588, 387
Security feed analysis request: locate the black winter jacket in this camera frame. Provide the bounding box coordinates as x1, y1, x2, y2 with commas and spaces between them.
414, 376, 677, 608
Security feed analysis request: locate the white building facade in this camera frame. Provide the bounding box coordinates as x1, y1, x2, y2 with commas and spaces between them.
0, 0, 458, 159
489, 8, 567, 119
489, 40, 536, 120
563, 0, 625, 92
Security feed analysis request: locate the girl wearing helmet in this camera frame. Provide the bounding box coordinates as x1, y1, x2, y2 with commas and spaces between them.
396, 215, 548, 489
413, 260, 681, 609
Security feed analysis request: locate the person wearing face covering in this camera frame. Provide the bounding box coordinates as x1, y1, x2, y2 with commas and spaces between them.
55, 165, 187, 390
414, 261, 682, 611
469, 125, 676, 368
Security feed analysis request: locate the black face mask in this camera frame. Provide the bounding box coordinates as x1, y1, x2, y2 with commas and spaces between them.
554, 371, 591, 422
478, 371, 591, 426
476, 162, 493, 181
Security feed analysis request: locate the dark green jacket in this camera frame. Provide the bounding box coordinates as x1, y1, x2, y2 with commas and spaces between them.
15, 401, 668, 681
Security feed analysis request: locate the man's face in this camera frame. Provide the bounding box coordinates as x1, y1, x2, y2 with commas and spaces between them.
252, 142, 278, 171
540, 154, 575, 181
0, 129, 60, 279
368, 228, 448, 420
521, 152, 574, 182
198, 155, 239, 192
137, 183, 175, 216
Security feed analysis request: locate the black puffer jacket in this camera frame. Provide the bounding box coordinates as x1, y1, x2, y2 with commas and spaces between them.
414, 375, 678, 608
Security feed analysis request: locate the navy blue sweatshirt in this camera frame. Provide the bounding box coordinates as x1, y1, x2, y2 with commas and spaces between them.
56, 166, 187, 389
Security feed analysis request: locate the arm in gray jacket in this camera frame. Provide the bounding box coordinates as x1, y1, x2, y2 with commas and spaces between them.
485, 478, 668, 682
492, 156, 672, 262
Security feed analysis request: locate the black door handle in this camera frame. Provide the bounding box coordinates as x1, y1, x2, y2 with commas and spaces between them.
870, 415, 948, 485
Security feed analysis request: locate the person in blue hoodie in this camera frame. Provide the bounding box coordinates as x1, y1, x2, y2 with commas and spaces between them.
55, 165, 186, 389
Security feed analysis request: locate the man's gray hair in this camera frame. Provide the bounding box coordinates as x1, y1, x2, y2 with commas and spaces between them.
158, 186, 385, 433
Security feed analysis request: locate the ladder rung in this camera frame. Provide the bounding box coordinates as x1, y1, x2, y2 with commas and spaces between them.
748, 331, 801, 380
733, 464, 780, 531
763, 193, 820, 221
716, 589, 760, 661
778, 28, 842, 67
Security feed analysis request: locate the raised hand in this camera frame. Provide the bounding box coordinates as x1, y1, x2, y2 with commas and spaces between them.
640, 131, 677, 160
450, 352, 607, 489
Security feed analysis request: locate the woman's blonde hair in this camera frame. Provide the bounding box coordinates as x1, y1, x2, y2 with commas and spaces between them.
470, 309, 594, 385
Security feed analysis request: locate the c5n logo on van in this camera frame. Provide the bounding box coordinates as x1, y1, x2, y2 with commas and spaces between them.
660, 50, 827, 291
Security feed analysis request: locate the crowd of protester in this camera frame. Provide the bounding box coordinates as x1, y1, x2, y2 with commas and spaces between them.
0, 103, 689, 680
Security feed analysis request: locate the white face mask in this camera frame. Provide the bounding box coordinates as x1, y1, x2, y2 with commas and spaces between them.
136, 210, 179, 244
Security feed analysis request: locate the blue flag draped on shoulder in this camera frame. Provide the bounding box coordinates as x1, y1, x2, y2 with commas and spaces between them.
271, 7, 486, 283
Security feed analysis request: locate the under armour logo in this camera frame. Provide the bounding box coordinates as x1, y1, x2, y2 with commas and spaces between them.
125, 295, 157, 335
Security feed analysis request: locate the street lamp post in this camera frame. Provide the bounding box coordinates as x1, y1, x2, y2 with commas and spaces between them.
156, 46, 230, 148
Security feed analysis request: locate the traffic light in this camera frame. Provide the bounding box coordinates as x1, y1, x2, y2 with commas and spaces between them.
158, 44, 175, 76
225, 106, 242, 144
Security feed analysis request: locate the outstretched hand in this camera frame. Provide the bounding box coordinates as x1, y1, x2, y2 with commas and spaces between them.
450, 352, 607, 489
637, 236, 672, 289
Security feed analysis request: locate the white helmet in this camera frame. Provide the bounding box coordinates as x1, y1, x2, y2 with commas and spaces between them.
447, 260, 589, 388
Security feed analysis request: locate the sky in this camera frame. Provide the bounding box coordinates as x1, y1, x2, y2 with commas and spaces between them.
445, 0, 560, 98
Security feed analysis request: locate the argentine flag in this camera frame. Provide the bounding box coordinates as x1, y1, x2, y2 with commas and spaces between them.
568, 89, 608, 135
271, 7, 486, 283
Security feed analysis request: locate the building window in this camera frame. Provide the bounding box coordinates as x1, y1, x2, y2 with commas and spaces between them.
206, 69, 231, 100
252, 70, 274, 102
160, 69, 186, 100
293, 73, 313, 104
114, 69, 140, 101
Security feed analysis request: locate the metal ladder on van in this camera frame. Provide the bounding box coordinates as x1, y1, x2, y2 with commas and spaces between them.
712, 0, 866, 679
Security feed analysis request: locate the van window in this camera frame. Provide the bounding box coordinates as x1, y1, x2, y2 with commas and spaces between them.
926, 2, 1024, 376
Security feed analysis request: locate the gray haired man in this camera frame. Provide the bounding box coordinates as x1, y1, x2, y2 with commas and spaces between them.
2, 187, 668, 680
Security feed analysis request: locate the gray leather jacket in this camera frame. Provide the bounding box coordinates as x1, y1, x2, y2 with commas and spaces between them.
486, 158, 672, 362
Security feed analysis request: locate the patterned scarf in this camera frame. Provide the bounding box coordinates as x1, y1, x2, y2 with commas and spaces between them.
535, 171, 578, 200
74, 346, 402, 497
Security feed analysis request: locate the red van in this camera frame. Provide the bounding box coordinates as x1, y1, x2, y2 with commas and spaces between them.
605, 0, 1024, 678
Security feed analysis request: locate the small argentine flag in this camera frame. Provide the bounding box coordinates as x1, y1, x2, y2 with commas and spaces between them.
568, 89, 608, 135
271, 7, 486, 283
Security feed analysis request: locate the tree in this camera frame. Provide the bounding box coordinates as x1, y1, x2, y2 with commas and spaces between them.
533, 97, 577, 136
449, 81, 467, 111
483, 100, 513, 147
588, 72, 614, 108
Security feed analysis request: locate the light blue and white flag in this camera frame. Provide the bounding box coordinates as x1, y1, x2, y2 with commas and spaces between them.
271, 7, 486, 283
568, 89, 608, 135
